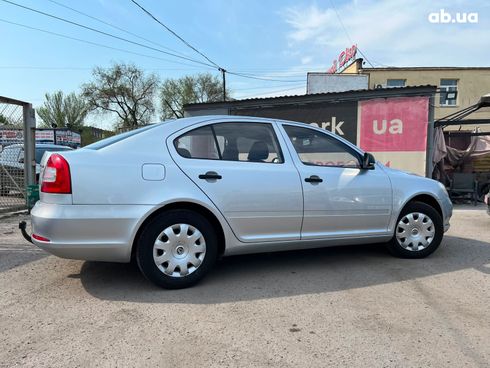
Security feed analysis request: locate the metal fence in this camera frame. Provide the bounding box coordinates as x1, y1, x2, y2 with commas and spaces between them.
0, 96, 36, 214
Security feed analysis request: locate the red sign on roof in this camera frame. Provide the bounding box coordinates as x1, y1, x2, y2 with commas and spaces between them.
327, 45, 357, 74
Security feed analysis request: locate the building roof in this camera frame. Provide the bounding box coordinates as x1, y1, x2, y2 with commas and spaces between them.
184, 85, 437, 111
0, 96, 29, 106
361, 66, 490, 72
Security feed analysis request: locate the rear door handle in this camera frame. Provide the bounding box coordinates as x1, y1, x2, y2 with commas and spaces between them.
199, 171, 222, 180
305, 175, 323, 183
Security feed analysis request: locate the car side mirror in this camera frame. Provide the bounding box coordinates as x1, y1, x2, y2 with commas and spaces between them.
362, 152, 376, 170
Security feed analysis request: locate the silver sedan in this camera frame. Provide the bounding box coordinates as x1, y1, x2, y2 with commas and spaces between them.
30, 116, 452, 289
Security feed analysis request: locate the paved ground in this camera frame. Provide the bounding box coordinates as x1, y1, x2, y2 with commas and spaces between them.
0, 207, 489, 367
0, 192, 24, 214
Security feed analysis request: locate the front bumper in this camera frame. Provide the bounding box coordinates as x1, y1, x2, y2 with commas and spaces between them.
440, 195, 453, 232
30, 201, 154, 262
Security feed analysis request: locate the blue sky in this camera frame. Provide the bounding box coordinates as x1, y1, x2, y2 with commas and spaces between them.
1, 0, 489, 128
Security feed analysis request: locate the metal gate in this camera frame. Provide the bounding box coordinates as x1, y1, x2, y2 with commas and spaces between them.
0, 96, 36, 213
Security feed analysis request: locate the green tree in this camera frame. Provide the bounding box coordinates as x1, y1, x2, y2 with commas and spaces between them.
82, 63, 159, 129
0, 112, 23, 128
80, 126, 114, 146
160, 73, 227, 120
0, 114, 9, 126
37, 91, 88, 130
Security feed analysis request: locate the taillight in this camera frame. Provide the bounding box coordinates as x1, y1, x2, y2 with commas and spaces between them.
41, 153, 71, 194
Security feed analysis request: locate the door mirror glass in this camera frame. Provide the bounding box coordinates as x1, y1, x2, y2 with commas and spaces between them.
362, 152, 376, 170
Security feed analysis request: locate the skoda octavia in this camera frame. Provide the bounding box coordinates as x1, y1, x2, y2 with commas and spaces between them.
30, 116, 452, 289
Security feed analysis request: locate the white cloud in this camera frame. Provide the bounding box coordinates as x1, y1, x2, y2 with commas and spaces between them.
301, 56, 313, 65
282, 0, 490, 68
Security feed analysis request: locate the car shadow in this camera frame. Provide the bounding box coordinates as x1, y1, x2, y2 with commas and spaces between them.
79, 235, 490, 304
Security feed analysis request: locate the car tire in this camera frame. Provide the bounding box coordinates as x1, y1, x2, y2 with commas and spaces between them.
136, 209, 218, 289
387, 201, 444, 259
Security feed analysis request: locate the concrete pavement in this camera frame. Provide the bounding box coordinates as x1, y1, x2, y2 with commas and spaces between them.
0, 208, 489, 367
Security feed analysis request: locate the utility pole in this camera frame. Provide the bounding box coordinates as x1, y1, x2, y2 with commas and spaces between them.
219, 68, 226, 101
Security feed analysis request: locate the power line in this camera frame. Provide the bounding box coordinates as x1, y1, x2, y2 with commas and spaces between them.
227, 71, 305, 83
129, 0, 221, 69
127, 0, 307, 96
0, 18, 215, 70
239, 85, 305, 99
232, 83, 306, 91
328, 0, 375, 68
45, 0, 192, 59
2, 0, 310, 91
129, 0, 310, 86
0, 65, 207, 71
0, 0, 215, 68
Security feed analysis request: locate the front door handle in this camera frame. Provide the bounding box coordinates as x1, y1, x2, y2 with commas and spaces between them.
305, 175, 323, 183
199, 171, 222, 180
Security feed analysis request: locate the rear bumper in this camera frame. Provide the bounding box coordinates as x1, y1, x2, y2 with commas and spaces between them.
31, 201, 153, 262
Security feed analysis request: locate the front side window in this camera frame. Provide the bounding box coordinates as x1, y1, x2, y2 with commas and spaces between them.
439, 79, 458, 106
284, 125, 360, 168
174, 122, 283, 164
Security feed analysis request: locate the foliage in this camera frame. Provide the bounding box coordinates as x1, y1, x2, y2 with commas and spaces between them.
80, 126, 114, 146
37, 91, 88, 130
81, 63, 159, 129
0, 114, 9, 126
160, 73, 227, 120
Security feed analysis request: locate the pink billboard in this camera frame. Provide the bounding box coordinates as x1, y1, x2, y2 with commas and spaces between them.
359, 96, 429, 152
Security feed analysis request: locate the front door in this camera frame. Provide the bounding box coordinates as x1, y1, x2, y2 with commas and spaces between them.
169, 121, 303, 243
280, 124, 392, 239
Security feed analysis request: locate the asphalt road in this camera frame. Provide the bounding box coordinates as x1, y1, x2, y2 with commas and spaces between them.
0, 207, 489, 367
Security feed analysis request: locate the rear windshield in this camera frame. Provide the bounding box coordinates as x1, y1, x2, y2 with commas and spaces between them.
84, 124, 159, 150
35, 147, 71, 164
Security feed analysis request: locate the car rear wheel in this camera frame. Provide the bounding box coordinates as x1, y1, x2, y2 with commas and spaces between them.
387, 201, 443, 258
136, 209, 217, 289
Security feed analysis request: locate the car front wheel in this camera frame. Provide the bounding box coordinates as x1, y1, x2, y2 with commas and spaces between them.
136, 209, 217, 289
387, 201, 444, 258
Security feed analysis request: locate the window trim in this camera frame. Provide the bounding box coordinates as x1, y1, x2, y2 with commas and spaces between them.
282, 124, 363, 169
439, 78, 458, 107
386, 78, 406, 88
173, 121, 285, 164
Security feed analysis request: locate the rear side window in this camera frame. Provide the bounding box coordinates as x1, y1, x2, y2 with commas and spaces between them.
174, 126, 220, 160
174, 122, 283, 164
35, 147, 71, 164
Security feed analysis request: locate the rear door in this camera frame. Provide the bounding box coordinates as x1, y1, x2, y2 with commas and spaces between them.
168, 120, 303, 243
